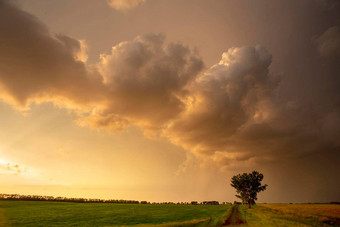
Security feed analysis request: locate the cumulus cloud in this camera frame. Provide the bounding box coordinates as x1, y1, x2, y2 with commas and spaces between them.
107, 0, 146, 11
315, 26, 340, 58
77, 34, 203, 131
164, 46, 280, 161
0, 1, 203, 131
163, 43, 340, 166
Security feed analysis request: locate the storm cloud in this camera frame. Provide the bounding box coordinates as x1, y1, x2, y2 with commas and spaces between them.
1, 0, 339, 171
78, 34, 204, 131
164, 36, 340, 166
0, 0, 203, 131
164, 46, 279, 161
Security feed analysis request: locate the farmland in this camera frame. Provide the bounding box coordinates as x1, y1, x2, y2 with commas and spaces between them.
0, 201, 230, 226
0, 201, 339, 226
241, 204, 340, 227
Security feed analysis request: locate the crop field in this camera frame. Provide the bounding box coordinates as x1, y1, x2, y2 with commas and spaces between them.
241, 204, 340, 226
260, 204, 340, 223
1, 201, 339, 226
0, 201, 230, 226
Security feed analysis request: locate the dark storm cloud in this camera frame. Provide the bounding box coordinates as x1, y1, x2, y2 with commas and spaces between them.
162, 41, 339, 165
165, 46, 278, 157
162, 0, 340, 166
164, 25, 340, 167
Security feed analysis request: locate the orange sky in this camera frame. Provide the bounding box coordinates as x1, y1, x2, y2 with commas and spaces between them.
0, 0, 339, 203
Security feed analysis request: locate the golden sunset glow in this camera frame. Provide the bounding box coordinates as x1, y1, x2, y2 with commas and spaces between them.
0, 0, 339, 204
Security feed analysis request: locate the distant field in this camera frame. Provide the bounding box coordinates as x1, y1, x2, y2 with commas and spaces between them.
241, 204, 340, 227
0, 201, 230, 226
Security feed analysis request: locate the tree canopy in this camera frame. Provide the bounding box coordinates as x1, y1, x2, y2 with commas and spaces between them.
231, 171, 267, 208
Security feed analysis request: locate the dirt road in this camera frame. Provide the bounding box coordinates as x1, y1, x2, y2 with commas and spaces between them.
223, 205, 245, 226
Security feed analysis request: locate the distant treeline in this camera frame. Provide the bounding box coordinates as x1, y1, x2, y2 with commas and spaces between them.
330, 202, 340, 204
0, 194, 230, 205
0, 194, 139, 204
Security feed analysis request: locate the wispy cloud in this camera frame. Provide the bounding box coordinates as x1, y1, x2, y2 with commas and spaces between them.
0, 162, 26, 175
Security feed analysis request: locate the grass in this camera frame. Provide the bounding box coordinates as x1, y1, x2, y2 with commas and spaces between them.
239, 204, 340, 227
0, 201, 230, 226
2, 201, 339, 226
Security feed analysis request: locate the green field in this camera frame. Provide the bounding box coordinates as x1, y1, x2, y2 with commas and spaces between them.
1, 201, 339, 226
0, 201, 230, 226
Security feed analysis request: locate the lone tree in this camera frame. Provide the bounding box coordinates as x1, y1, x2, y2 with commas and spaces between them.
231, 171, 267, 208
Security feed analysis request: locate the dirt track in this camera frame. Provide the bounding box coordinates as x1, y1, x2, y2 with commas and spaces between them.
223, 205, 245, 226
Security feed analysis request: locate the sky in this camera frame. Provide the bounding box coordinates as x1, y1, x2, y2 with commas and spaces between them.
0, 0, 339, 203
